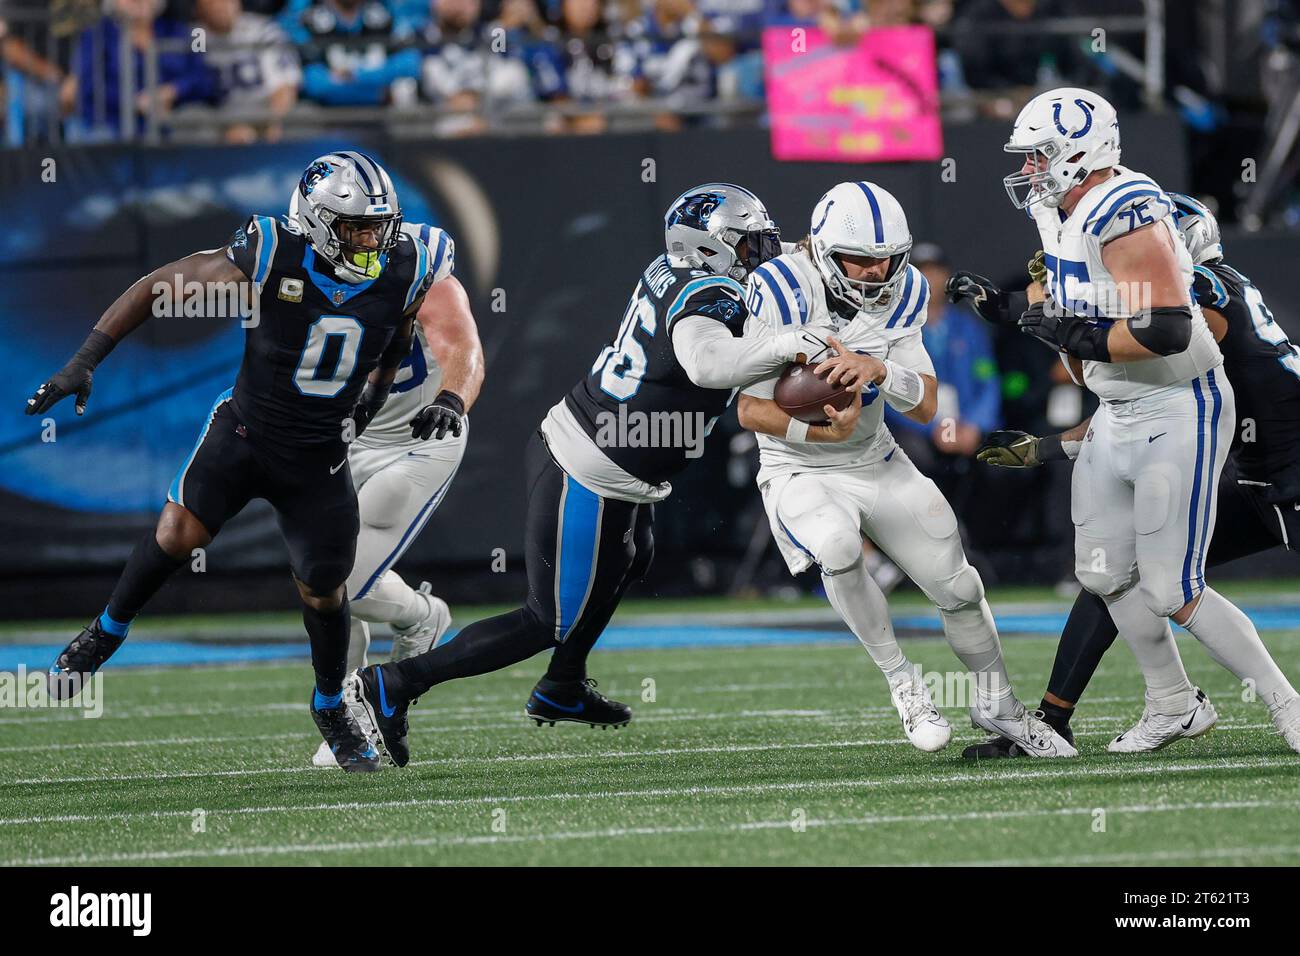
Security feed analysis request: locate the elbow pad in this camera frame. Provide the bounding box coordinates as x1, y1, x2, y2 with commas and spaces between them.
1129, 307, 1192, 356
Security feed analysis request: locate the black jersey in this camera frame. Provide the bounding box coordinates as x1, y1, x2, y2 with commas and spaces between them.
564, 255, 748, 485
224, 215, 436, 445
1197, 262, 1300, 498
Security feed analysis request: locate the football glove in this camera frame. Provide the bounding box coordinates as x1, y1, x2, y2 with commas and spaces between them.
25, 329, 116, 416
411, 389, 464, 441
1018, 299, 1112, 362
977, 430, 1043, 468
1027, 249, 1048, 286
349, 381, 390, 439
945, 272, 1018, 326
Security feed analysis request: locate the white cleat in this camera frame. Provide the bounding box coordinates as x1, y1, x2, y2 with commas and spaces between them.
389, 596, 453, 662
1270, 696, 1300, 754
888, 666, 951, 752
1108, 688, 1217, 753
311, 739, 338, 768
970, 698, 1078, 757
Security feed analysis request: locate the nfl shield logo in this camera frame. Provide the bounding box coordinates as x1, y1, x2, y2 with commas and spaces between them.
332, 290, 345, 305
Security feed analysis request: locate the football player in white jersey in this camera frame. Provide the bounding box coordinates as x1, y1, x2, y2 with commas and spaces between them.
972, 87, 1292, 752
735, 181, 1077, 757
311, 220, 483, 767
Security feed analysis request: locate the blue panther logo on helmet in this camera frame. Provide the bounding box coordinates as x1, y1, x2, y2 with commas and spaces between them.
300, 160, 333, 196
667, 191, 726, 231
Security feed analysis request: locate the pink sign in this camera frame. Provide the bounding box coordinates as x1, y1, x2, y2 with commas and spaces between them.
763, 25, 943, 163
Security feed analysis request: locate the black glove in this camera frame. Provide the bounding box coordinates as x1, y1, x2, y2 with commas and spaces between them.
411, 389, 464, 441
25, 329, 116, 416
349, 381, 390, 440
946, 272, 1025, 327
1018, 299, 1113, 362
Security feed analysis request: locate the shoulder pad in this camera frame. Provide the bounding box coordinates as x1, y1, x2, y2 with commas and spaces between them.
1192, 264, 1229, 310
1080, 173, 1173, 242
881, 265, 929, 332
749, 256, 811, 329
226, 214, 280, 285
665, 275, 747, 332
399, 222, 455, 310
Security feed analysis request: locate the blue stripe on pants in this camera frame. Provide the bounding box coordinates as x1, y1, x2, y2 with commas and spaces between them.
555, 475, 602, 642
1194, 370, 1223, 593
168, 387, 234, 506
1182, 377, 1208, 604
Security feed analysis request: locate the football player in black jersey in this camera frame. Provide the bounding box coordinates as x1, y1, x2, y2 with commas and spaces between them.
351, 183, 829, 766
26, 152, 452, 771
955, 193, 1300, 756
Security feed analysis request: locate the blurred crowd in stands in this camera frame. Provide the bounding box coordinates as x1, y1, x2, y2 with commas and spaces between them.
0, 0, 1274, 141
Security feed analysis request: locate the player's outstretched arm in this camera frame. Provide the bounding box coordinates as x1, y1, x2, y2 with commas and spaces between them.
25, 250, 242, 416
671, 315, 827, 391
409, 274, 483, 442
736, 392, 861, 443
977, 416, 1091, 468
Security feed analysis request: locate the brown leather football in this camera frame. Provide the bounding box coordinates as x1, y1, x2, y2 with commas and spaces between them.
773, 361, 856, 424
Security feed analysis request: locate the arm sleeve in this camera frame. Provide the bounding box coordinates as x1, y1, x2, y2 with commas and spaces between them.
672, 315, 793, 391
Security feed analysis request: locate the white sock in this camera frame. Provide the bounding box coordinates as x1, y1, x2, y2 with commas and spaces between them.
939, 599, 1014, 713
1104, 587, 1197, 715
350, 570, 430, 630
822, 559, 911, 680
1183, 588, 1298, 713
346, 618, 370, 674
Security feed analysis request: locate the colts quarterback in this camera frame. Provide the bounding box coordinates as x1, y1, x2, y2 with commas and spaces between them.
27, 151, 448, 772
951, 88, 1294, 755
736, 181, 1076, 757
346, 183, 826, 767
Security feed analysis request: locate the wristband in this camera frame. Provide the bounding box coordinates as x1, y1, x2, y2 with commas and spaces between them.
74, 329, 116, 370
1037, 434, 1081, 462
785, 417, 809, 442
434, 389, 465, 417
879, 360, 923, 412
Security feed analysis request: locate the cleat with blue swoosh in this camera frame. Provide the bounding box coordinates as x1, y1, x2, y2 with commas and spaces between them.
311, 691, 380, 773
352, 664, 411, 766
525, 677, 631, 728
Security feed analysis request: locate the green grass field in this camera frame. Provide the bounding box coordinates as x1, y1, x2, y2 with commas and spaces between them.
3, 587, 1299, 867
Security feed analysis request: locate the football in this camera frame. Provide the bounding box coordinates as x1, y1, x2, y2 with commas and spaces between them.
773, 361, 857, 423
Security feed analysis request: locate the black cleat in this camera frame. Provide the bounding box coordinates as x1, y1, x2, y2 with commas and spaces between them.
48, 618, 126, 700
962, 715, 1075, 759
352, 664, 411, 767
525, 677, 631, 728
311, 693, 380, 773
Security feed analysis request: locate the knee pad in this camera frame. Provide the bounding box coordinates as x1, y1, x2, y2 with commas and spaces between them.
1138, 580, 1184, 619
932, 562, 985, 611
816, 527, 864, 576
357, 469, 415, 531
1075, 565, 1135, 599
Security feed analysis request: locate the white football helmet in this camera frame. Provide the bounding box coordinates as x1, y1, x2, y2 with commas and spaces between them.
664, 183, 781, 282
1003, 87, 1121, 209
1168, 192, 1224, 265
288, 151, 402, 283
808, 181, 912, 311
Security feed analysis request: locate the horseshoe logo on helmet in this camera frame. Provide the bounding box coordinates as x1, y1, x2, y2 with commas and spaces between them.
1052, 99, 1093, 139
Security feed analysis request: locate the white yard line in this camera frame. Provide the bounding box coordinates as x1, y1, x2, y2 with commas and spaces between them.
2, 755, 1294, 832
6, 798, 1296, 867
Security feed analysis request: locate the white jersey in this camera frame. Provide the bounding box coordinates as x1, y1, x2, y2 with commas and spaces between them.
1027, 165, 1221, 402
359, 222, 457, 446
206, 14, 302, 108
742, 251, 935, 485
